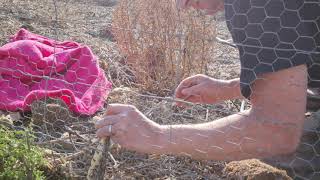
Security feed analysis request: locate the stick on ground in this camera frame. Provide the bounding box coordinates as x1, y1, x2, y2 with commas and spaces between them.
87, 137, 110, 180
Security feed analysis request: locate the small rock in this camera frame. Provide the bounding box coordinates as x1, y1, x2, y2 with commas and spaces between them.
9, 112, 21, 122
0, 115, 13, 127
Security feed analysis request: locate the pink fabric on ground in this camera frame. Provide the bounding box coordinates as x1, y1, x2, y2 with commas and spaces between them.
0, 29, 112, 115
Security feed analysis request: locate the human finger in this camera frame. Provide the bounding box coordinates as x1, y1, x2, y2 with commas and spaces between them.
175, 94, 202, 106
192, 0, 224, 15
175, 85, 190, 99
181, 84, 202, 97
95, 115, 121, 129
176, 85, 201, 104
204, 2, 224, 15
96, 124, 117, 138
184, 94, 202, 103
105, 104, 135, 115
175, 76, 199, 98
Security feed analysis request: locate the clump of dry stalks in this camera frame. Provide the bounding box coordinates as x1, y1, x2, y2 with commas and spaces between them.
112, 0, 217, 94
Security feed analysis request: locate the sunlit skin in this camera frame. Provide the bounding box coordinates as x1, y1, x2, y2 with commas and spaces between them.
175, 0, 224, 14
96, 65, 307, 160
95, 0, 307, 160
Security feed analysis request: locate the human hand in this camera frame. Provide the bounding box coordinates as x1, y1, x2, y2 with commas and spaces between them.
175, 0, 224, 15
175, 74, 234, 106
95, 104, 165, 153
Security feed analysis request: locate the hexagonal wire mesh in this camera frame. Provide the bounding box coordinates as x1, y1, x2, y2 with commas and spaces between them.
0, 0, 319, 179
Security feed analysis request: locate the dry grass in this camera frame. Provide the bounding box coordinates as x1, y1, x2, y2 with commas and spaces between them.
112, 0, 216, 94
0, 0, 246, 179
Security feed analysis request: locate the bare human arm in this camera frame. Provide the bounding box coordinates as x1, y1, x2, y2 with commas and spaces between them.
176, 0, 224, 15
96, 65, 307, 161
161, 65, 307, 160
174, 75, 242, 106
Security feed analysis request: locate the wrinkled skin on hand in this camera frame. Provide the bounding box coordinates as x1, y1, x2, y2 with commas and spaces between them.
175, 0, 224, 14
95, 104, 164, 154
175, 74, 237, 106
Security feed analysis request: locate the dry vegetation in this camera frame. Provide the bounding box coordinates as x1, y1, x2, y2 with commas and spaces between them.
0, 0, 290, 179
112, 0, 216, 94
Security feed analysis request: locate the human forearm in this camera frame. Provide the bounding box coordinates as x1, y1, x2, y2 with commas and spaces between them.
220, 78, 242, 101
154, 109, 301, 161
209, 78, 243, 103
96, 66, 307, 162
153, 66, 307, 160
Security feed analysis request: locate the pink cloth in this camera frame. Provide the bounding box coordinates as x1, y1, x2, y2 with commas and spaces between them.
0, 29, 112, 115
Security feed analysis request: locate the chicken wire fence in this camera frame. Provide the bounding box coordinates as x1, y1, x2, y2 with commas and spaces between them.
0, 0, 319, 179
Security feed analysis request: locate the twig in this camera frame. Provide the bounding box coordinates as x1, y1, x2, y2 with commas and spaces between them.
108, 151, 119, 168
215, 37, 236, 48
127, 90, 247, 116
131, 91, 196, 106
35, 138, 86, 147
81, 129, 97, 135
35, 138, 67, 145
64, 125, 86, 140
64, 151, 86, 161
68, 132, 78, 151
205, 108, 209, 121
87, 100, 118, 179
172, 113, 194, 119
87, 138, 110, 180
240, 100, 246, 112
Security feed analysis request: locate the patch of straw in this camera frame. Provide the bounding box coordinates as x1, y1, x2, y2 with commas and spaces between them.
112, 0, 217, 95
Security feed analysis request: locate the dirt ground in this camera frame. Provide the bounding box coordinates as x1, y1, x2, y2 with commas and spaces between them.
0, 0, 292, 179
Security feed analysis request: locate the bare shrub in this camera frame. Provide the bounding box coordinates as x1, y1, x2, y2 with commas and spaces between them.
112, 0, 217, 95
